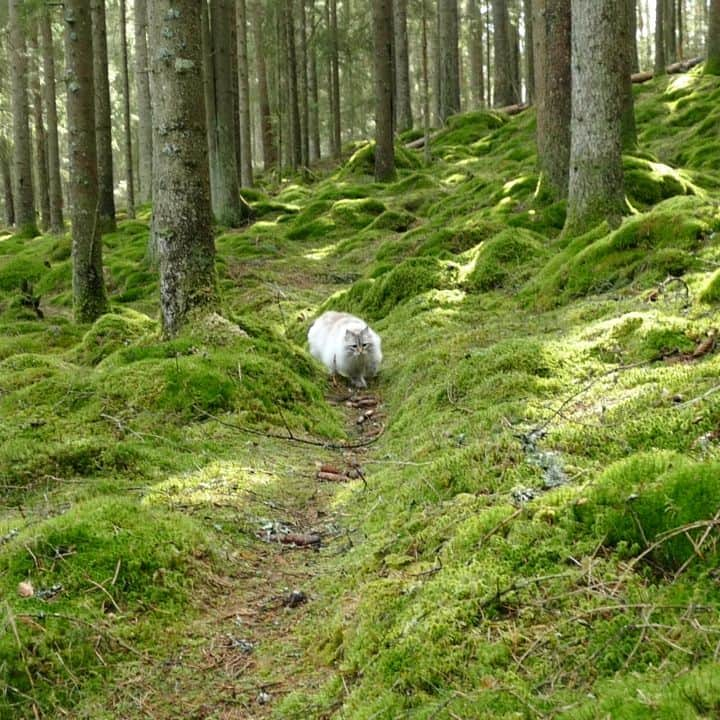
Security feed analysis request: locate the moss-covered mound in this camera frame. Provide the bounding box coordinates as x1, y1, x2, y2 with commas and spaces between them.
339, 141, 422, 177
466, 228, 548, 292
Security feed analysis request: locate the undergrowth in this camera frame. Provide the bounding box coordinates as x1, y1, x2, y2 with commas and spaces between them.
2, 68, 720, 719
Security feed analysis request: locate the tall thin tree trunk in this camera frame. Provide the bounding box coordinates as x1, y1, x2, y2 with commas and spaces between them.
0, 140, 15, 227
394, 0, 414, 131
119, 0, 135, 218
330, 0, 341, 156
492, 0, 517, 106
468, 0, 485, 107
485, 0, 492, 105
64, 0, 109, 322
91, 0, 117, 232
524, 0, 534, 102
533, 0, 571, 199
629, 0, 640, 72
655, 0, 667, 73
664, 0, 677, 62
677, 0, 684, 59
564, 0, 625, 236
422, 0, 432, 164
40, 7, 64, 232
148, 0, 218, 337
9, 0, 37, 233
134, 0, 153, 203
438, 0, 461, 121
308, 0, 321, 161
237, 0, 254, 185
28, 24, 51, 232
373, 0, 396, 181
285, 0, 302, 169
251, 1, 277, 169
298, 0, 310, 166
620, 0, 638, 148
707, 0, 720, 74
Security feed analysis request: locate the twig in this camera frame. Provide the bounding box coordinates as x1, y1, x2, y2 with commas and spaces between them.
194, 406, 385, 450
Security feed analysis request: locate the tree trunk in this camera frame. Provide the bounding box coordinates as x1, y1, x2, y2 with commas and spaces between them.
285, 0, 302, 169
373, 0, 396, 181
119, 0, 135, 218
533, 0, 571, 199
40, 7, 64, 232
655, 0, 666, 73
468, 0, 485, 107
148, 0, 218, 337
237, 0, 254, 185
630, 0, 640, 72
564, 0, 625, 236
205, 0, 249, 225
0, 140, 15, 227
438, 0, 461, 121
8, 0, 37, 233
492, 0, 517, 106
329, 0, 341, 156
298, 0, 310, 166
251, 1, 277, 169
134, 0, 153, 203
707, 0, 720, 74
485, 0, 492, 105
28, 24, 51, 232
620, 0, 638, 148
394, 0, 414, 131
524, 0, 535, 102
63, 0, 109, 322
308, 0, 321, 162
664, 0, 677, 62
422, 0, 432, 163
91, 0, 117, 232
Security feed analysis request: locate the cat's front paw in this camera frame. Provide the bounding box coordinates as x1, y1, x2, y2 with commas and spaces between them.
352, 376, 367, 389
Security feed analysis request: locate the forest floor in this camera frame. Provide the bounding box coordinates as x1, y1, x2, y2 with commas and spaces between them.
3, 68, 720, 719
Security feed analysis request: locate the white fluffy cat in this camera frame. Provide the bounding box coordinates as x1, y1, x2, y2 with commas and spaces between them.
308, 311, 382, 388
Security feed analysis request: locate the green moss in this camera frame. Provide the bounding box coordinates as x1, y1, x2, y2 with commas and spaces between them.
368, 208, 415, 232
340, 141, 422, 177
326, 257, 456, 319
466, 228, 548, 292
75, 309, 158, 365
0, 255, 46, 292
700, 268, 720, 303
330, 198, 387, 228
433, 110, 507, 148
624, 156, 694, 206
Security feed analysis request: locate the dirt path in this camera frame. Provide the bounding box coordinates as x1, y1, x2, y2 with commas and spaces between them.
104, 390, 384, 719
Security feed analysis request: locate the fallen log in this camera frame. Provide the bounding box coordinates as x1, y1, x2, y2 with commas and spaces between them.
632, 56, 703, 83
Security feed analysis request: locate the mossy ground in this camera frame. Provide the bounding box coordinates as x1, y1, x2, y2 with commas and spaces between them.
3, 70, 720, 719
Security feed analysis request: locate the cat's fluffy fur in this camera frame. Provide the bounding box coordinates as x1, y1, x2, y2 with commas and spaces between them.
308, 311, 382, 388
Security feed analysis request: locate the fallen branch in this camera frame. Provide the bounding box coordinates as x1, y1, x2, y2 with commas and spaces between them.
632, 56, 703, 83
193, 406, 384, 450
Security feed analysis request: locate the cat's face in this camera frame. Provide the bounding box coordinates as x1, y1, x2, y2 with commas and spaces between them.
345, 327, 372, 356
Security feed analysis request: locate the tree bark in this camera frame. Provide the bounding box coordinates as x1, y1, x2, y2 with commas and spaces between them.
148, 0, 218, 337
134, 0, 153, 203
0, 140, 15, 227
205, 0, 249, 224
523, 0, 535, 102
664, 0, 677, 62
308, 0, 321, 162
63, 0, 109, 322
492, 0, 518, 106
438, 0, 461, 121
28, 23, 51, 232
655, 0, 666, 74
620, 0, 638, 149
250, 1, 277, 169
468, 0, 485, 107
707, 0, 720, 74
373, 0, 396, 181
236, 0, 254, 185
91, 0, 117, 232
119, 0, 135, 218
285, 0, 303, 169
39, 7, 64, 232
329, 0, 341, 157
394, 0, 414, 131
298, 0, 310, 166
564, 0, 625, 236
533, 0, 571, 199
8, 0, 37, 233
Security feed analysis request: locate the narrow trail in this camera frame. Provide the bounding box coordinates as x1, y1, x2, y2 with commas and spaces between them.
109, 389, 384, 719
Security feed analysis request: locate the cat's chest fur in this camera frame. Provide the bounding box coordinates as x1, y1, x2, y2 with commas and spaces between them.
308, 311, 382, 388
